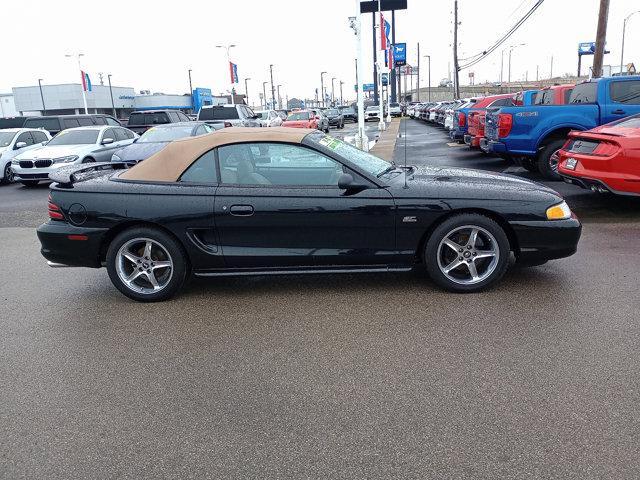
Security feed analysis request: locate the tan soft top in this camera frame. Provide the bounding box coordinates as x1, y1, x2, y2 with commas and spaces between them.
120, 127, 314, 182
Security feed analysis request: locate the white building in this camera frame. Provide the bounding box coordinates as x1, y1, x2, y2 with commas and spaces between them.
0, 93, 18, 117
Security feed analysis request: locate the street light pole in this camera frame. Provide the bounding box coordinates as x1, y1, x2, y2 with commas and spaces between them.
277, 84, 282, 110
331, 77, 336, 105
507, 44, 525, 87
216, 44, 236, 105
37, 78, 46, 115
620, 11, 640, 75
423, 55, 431, 102
269, 64, 276, 110
320, 72, 327, 107
188, 69, 194, 112
262, 82, 268, 110
65, 53, 88, 114
350, 6, 368, 151
340, 80, 344, 105
244, 77, 251, 107
107, 74, 115, 117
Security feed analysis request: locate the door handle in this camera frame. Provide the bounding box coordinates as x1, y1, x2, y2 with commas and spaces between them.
229, 205, 254, 216
612, 109, 626, 115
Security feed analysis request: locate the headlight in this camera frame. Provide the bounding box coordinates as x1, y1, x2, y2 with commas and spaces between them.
11, 159, 19, 165
112, 153, 121, 162
546, 201, 572, 220
52, 155, 79, 164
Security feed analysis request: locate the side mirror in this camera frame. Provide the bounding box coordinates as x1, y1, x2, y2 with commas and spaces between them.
14, 141, 27, 150
338, 173, 369, 192
102, 137, 114, 145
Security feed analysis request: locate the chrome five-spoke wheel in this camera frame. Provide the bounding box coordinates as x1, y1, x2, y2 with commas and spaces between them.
115, 238, 173, 294
436, 225, 500, 285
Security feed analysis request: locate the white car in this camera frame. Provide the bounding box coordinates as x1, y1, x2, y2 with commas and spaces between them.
0, 128, 51, 184
256, 110, 283, 127
11, 126, 137, 187
389, 102, 402, 117
365, 105, 381, 121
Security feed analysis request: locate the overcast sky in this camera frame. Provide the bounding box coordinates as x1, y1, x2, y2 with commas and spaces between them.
1, 0, 638, 104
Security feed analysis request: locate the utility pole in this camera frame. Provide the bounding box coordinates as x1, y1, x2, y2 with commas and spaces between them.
592, 0, 610, 78
320, 72, 327, 107
340, 80, 344, 105
620, 11, 640, 75
107, 74, 115, 117
244, 77, 251, 107
416, 42, 420, 101
500, 48, 505, 83
37, 78, 46, 115
262, 81, 268, 110
453, 0, 460, 99
424, 55, 431, 101
550, 55, 554, 78
277, 84, 282, 110
188, 69, 193, 112
536, 65, 539, 82
269, 64, 276, 109
331, 77, 336, 105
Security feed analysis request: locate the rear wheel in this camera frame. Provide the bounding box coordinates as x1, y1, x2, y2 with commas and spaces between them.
424, 214, 510, 293
106, 227, 188, 302
520, 158, 539, 173
2, 162, 14, 184
537, 138, 565, 180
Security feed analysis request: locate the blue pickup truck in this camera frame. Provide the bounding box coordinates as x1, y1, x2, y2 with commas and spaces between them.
484, 76, 640, 179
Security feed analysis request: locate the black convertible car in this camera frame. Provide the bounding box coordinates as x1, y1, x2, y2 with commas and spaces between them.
38, 127, 581, 302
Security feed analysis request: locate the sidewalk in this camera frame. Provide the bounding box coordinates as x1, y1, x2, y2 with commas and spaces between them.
369, 117, 401, 162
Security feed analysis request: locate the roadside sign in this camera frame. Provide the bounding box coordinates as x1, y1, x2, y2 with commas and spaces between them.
393, 43, 407, 66
381, 73, 389, 86
578, 42, 609, 55
355, 83, 375, 92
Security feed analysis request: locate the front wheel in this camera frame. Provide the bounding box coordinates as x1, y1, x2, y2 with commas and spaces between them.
424, 214, 510, 293
2, 162, 14, 184
537, 138, 565, 180
106, 227, 188, 302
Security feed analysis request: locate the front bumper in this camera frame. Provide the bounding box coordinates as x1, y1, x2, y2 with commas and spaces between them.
12, 162, 79, 182
510, 217, 582, 264
36, 221, 109, 268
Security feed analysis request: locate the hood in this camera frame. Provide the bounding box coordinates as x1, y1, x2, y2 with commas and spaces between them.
390, 165, 560, 202
113, 141, 168, 162
15, 144, 92, 160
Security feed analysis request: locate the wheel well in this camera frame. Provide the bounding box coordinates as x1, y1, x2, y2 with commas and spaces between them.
538, 128, 577, 150
98, 221, 191, 268
415, 209, 519, 263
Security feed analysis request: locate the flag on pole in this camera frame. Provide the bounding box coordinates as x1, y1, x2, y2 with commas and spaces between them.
379, 13, 387, 50
81, 70, 92, 92
229, 62, 239, 84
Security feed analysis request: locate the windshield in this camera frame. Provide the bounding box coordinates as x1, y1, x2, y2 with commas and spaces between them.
257, 112, 269, 119
139, 125, 195, 143
0, 131, 16, 147
48, 129, 99, 145
308, 133, 392, 176
569, 82, 598, 104
366, 106, 379, 111
390, 103, 400, 107
325, 109, 338, 115
286, 112, 310, 121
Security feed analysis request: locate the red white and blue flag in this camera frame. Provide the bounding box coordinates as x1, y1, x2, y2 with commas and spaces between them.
380, 13, 391, 51
81, 70, 92, 92
229, 62, 239, 84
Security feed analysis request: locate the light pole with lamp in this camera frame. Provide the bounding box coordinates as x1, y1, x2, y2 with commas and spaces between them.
262, 82, 268, 110
620, 10, 640, 75
216, 44, 236, 105
423, 55, 431, 101
107, 74, 115, 117
37, 79, 46, 115
188, 69, 194, 112
320, 72, 327, 107
65, 53, 88, 114
508, 43, 526, 85
339, 80, 344, 105
331, 77, 336, 105
277, 84, 282, 110
269, 65, 276, 110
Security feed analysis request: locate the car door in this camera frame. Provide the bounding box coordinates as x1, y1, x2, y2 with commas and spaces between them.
603, 79, 640, 124
213, 142, 396, 270
93, 128, 121, 161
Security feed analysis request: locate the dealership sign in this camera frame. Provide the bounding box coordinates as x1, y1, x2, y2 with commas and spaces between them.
393, 43, 407, 66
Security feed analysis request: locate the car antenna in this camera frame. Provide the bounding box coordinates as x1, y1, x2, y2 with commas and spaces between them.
403, 112, 409, 189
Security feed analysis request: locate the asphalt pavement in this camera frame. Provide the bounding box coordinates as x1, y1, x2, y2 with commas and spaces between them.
1, 120, 639, 479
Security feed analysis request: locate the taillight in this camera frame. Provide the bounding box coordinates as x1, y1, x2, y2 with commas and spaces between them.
592, 141, 619, 156
224, 121, 232, 127
497, 113, 513, 138
458, 112, 466, 127
48, 194, 64, 220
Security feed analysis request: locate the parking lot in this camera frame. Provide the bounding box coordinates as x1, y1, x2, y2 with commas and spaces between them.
1, 119, 639, 478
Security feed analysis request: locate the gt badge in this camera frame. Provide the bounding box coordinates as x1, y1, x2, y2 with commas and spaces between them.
402, 216, 418, 223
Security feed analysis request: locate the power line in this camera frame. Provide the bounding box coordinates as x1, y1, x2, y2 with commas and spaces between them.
458, 0, 544, 70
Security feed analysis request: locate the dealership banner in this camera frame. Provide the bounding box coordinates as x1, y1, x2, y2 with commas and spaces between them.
393, 43, 407, 66
80, 71, 92, 92
229, 62, 239, 84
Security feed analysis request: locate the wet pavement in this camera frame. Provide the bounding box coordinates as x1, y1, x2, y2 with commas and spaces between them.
1, 120, 639, 479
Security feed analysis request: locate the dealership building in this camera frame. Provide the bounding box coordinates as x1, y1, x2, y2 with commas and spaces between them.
8, 84, 224, 119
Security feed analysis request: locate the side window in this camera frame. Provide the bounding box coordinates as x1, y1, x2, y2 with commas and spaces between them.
610, 80, 640, 105
64, 118, 80, 128
194, 125, 208, 136
123, 129, 135, 139
92, 117, 106, 125
168, 111, 180, 122
16, 132, 35, 146
102, 128, 116, 142
31, 131, 48, 143
128, 113, 143, 126
78, 118, 94, 126
105, 117, 120, 126
177, 112, 190, 122
180, 150, 217, 184
114, 128, 128, 141
218, 143, 343, 187
563, 89, 573, 104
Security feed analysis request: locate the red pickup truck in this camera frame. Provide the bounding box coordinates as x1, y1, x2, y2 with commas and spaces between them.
533, 84, 574, 106
464, 94, 515, 148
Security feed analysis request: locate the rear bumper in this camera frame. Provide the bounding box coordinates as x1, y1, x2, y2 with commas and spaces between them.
486, 140, 507, 154
510, 217, 582, 264
464, 134, 481, 148
36, 221, 109, 268
479, 138, 490, 152
559, 172, 640, 197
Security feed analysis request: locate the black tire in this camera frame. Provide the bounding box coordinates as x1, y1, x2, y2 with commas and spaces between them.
536, 138, 565, 180
520, 158, 539, 173
2, 162, 14, 185
324, 126, 330, 133
21, 180, 39, 187
424, 213, 510, 293
82, 156, 96, 164
106, 226, 189, 302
